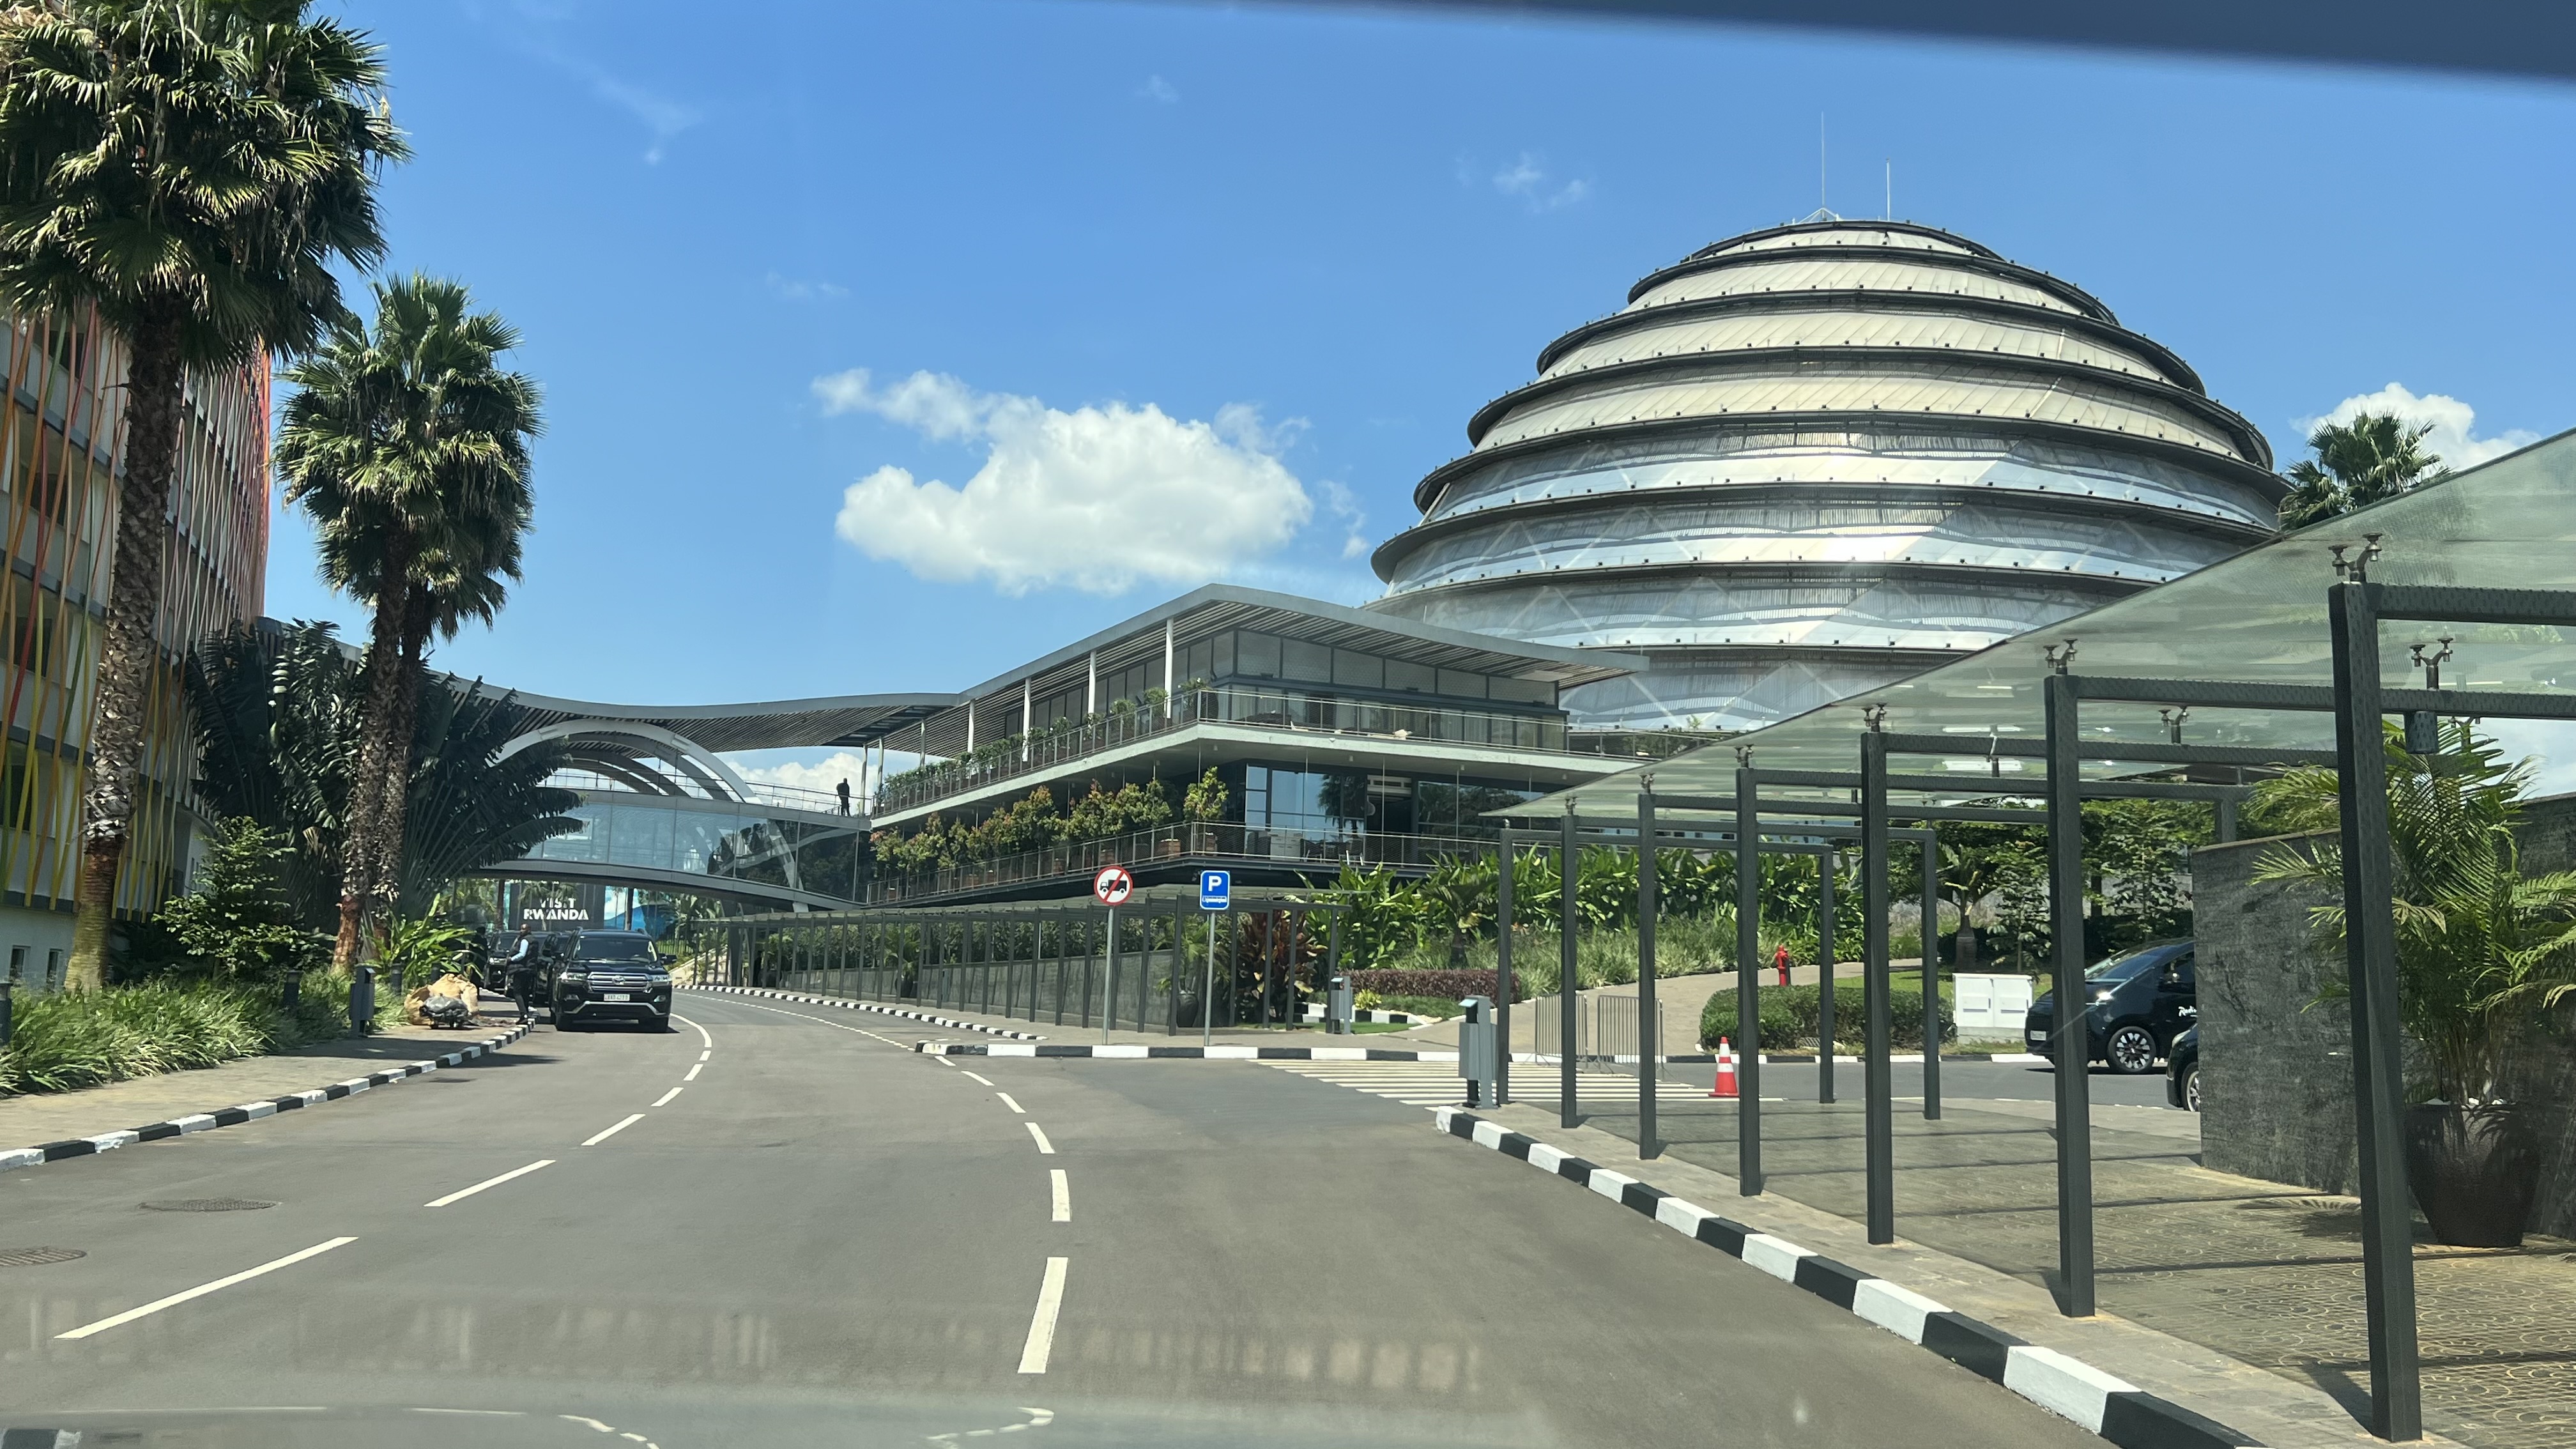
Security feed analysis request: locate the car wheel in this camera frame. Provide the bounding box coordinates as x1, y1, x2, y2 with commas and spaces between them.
650, 1015, 673, 1033
2182, 1065, 2202, 1112
2105, 1023, 2159, 1074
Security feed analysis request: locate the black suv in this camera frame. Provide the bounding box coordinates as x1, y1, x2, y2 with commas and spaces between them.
2024, 940, 2195, 1075
550, 930, 673, 1032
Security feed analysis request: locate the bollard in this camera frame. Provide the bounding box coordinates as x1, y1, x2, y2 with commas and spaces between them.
281, 967, 303, 1011
0, 977, 12, 1049
1459, 995, 1497, 1108
1328, 974, 1354, 1036
350, 966, 376, 1036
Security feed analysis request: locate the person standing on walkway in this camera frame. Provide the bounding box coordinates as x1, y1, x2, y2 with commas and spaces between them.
507, 926, 539, 1022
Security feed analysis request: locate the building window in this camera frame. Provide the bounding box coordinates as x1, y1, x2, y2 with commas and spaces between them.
1332, 648, 1383, 689
6, 944, 20, 982
44, 947, 62, 990
1384, 659, 1435, 694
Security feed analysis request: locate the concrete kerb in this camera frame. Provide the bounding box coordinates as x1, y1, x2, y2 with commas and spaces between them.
687, 984, 1044, 1041
0, 1021, 535, 1174
917, 1040, 1465, 1062
1431, 1106, 2265, 1449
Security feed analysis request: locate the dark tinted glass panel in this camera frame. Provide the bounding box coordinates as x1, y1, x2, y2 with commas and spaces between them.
1236, 631, 1280, 678
1385, 659, 1435, 693
1436, 668, 1488, 699
1487, 675, 1553, 705
1333, 649, 1383, 688
1283, 639, 1331, 682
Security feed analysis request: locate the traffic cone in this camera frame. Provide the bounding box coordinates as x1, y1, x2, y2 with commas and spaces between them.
1711, 1037, 1739, 1098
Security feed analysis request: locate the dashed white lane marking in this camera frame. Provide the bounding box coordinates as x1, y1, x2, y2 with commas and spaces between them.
1025, 1122, 1055, 1155
1050, 1169, 1070, 1222
996, 1092, 1026, 1114
560, 1414, 663, 1448
928, 1406, 1055, 1444
683, 1062, 703, 1082
675, 1014, 713, 1052
56, 1237, 359, 1339
425, 1159, 555, 1208
962, 1070, 995, 1086
652, 1087, 683, 1108
697, 1052, 710, 1063
582, 1114, 646, 1147
1017, 1257, 1069, 1374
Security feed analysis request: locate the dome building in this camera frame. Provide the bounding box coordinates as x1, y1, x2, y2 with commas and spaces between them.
1367, 218, 2283, 730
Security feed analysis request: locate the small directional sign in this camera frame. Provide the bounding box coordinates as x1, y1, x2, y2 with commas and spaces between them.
1092, 865, 1134, 906
1198, 870, 1231, 912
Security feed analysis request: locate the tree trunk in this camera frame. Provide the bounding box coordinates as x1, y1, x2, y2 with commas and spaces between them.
365, 583, 434, 922
66, 309, 190, 993
332, 532, 415, 967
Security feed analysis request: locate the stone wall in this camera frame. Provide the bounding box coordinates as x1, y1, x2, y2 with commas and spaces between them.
2190, 794, 2576, 1237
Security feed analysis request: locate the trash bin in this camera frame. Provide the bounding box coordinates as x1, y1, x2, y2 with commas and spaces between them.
1459, 995, 1496, 1107
1328, 975, 1354, 1035
350, 966, 376, 1036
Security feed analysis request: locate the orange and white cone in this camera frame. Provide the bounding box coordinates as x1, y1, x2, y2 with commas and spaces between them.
1711, 1036, 1739, 1098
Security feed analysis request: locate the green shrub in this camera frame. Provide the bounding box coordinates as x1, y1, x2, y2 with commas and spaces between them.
0, 974, 387, 1097
1703, 978, 1956, 1052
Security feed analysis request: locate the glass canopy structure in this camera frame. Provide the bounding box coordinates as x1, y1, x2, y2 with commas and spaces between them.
1536, 424, 2576, 811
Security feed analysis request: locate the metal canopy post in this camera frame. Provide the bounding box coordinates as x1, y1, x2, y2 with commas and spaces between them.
1734, 758, 1764, 1193
1818, 850, 1837, 1103
2331, 580, 2423, 1442
1636, 779, 1660, 1161
1560, 804, 1580, 1128
1921, 829, 1942, 1120
1860, 726, 1895, 1244
2044, 670, 2097, 1317
1496, 842, 1514, 1105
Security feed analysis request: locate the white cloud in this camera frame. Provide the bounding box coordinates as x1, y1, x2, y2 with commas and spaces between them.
1316, 479, 1368, 559
1488, 151, 1590, 211
2302, 383, 2540, 472
766, 272, 847, 303
817, 369, 1315, 596
1138, 74, 1180, 103
733, 749, 871, 797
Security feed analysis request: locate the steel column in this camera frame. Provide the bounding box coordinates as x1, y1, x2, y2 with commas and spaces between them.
1636, 782, 1660, 1161
1496, 844, 1514, 1105
2044, 671, 2097, 1317
1560, 804, 1580, 1128
1922, 830, 1942, 1120
2330, 580, 2423, 1441
1733, 762, 1763, 1193
1860, 729, 1895, 1244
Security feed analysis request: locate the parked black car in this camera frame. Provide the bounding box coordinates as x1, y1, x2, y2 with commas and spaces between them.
550, 930, 673, 1032
2024, 940, 2195, 1074
2166, 1025, 2201, 1110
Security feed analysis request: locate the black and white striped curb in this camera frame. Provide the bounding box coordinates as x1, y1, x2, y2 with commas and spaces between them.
1432, 1107, 2258, 1449
919, 1040, 1464, 1061
1577, 1052, 2049, 1066
687, 985, 1043, 1041
1298, 1002, 1445, 1026
1, 1022, 534, 1174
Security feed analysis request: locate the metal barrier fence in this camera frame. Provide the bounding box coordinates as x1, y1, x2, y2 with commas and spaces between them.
720, 891, 1344, 1036
1533, 994, 1662, 1071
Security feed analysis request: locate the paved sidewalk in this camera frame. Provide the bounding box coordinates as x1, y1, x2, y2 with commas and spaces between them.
1537, 1088, 2572, 1449
0, 1012, 535, 1147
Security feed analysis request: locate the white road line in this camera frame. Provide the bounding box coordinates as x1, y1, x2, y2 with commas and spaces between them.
56, 1237, 358, 1339
1017, 1257, 1069, 1374
1025, 1122, 1055, 1154
961, 1070, 995, 1086
425, 1159, 556, 1208
1050, 1169, 1070, 1222
582, 1114, 646, 1147
652, 1087, 683, 1107
705, 995, 913, 1048
996, 1092, 1026, 1114
697, 1051, 710, 1064
683, 1062, 703, 1082
675, 1014, 713, 1051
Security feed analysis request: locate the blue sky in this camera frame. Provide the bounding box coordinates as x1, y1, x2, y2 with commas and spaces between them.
272, 1, 2576, 781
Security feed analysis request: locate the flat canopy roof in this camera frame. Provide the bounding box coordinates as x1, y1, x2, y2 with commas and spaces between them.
490, 689, 957, 754
1532, 424, 2576, 815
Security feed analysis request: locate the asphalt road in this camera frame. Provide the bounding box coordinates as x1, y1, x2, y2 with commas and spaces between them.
0, 993, 2108, 1448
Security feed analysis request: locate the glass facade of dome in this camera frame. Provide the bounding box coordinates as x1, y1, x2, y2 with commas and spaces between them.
1367, 219, 2283, 730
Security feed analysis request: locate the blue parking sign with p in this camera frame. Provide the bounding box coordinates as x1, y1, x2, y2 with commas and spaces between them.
1199, 870, 1230, 910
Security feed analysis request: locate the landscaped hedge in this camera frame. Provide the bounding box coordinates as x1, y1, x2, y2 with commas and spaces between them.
0, 975, 392, 1097
1701, 980, 1956, 1052
1346, 969, 1520, 1002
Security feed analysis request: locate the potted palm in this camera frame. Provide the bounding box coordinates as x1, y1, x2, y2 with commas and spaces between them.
2255, 724, 2576, 1246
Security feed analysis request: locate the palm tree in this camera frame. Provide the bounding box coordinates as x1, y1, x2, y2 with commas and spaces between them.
275, 275, 540, 965
0, 1, 403, 990
2276, 411, 2451, 529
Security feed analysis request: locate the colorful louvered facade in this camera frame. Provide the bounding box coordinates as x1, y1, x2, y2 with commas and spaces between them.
0, 309, 268, 988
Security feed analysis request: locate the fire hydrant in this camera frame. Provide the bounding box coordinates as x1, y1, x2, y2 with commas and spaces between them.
1774, 944, 1791, 987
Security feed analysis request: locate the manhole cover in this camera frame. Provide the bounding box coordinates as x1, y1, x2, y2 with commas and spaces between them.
139, 1198, 277, 1213
0, 1246, 84, 1267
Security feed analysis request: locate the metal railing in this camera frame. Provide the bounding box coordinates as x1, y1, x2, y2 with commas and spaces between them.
1533, 995, 1664, 1068
866, 820, 1492, 904
873, 686, 1683, 817
544, 766, 852, 818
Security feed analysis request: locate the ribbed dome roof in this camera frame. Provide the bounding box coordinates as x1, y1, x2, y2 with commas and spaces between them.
1368, 218, 2281, 731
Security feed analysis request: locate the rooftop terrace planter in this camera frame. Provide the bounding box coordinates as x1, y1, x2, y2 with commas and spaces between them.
2405, 1100, 2540, 1248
